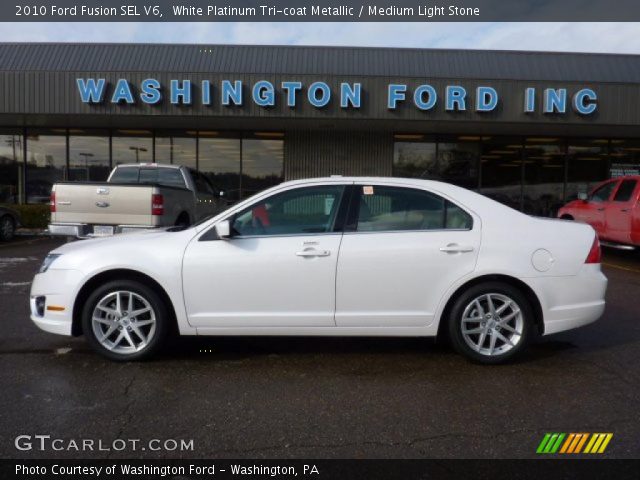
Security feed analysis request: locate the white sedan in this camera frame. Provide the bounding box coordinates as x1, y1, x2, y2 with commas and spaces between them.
30, 177, 607, 364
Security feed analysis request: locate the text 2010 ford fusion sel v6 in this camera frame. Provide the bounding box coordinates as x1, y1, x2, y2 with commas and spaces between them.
30, 177, 607, 364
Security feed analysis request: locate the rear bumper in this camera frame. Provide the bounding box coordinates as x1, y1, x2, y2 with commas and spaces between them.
48, 223, 156, 238
527, 264, 608, 335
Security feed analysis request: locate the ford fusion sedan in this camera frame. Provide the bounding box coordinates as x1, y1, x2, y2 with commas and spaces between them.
30, 177, 607, 364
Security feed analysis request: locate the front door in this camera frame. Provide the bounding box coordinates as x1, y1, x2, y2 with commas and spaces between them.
606, 178, 638, 244
335, 183, 481, 328
576, 180, 618, 236
182, 184, 348, 327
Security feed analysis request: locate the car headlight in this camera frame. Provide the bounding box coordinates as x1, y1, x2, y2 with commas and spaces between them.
39, 254, 62, 273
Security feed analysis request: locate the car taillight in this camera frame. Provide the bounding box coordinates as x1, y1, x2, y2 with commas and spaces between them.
49, 191, 56, 213
585, 236, 601, 264
151, 194, 164, 216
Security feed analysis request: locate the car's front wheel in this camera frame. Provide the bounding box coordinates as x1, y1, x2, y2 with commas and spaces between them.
448, 282, 534, 364
82, 280, 168, 361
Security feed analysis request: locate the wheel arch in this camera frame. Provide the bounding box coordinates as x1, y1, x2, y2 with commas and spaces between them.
175, 211, 191, 226
436, 274, 544, 339
71, 269, 178, 337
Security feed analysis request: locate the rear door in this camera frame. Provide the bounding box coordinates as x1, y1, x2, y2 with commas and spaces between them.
606, 179, 638, 244
335, 183, 480, 328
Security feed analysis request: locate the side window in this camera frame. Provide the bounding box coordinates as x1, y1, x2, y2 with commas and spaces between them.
590, 181, 617, 202
613, 180, 637, 202
193, 171, 214, 195
355, 185, 472, 232
231, 185, 345, 237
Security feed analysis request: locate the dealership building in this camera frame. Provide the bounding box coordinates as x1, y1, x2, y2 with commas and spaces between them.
1, 42, 639, 215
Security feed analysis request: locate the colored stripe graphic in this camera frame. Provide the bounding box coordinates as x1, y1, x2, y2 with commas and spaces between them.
537, 433, 612, 454
537, 433, 565, 454
584, 433, 614, 454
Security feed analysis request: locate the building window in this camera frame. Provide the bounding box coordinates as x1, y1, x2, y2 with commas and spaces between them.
436, 136, 481, 190
610, 139, 640, 177
567, 139, 610, 200
0, 130, 24, 204
393, 136, 436, 179
68, 130, 110, 181
480, 137, 523, 211
523, 138, 566, 217
155, 131, 197, 168
241, 134, 284, 199
26, 129, 67, 204
198, 133, 241, 202
112, 130, 152, 165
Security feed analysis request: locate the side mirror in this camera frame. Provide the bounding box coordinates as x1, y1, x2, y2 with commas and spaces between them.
578, 192, 588, 201
215, 220, 231, 239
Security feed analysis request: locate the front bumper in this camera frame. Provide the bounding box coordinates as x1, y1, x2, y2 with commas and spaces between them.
528, 264, 608, 335
48, 223, 155, 238
30, 269, 84, 336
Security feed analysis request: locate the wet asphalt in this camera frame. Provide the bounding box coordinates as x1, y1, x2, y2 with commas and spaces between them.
0, 237, 638, 459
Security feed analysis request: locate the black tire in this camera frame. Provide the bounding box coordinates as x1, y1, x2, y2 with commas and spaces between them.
0, 215, 16, 241
447, 282, 534, 365
81, 279, 169, 361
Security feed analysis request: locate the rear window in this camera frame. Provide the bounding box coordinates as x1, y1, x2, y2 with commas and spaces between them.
110, 167, 187, 189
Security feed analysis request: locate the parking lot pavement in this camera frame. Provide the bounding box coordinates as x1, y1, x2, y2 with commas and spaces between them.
0, 237, 638, 459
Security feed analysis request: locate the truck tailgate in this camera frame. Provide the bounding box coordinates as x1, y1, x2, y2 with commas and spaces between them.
52, 183, 154, 226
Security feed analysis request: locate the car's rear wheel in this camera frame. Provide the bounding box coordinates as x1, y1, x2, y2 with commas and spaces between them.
448, 282, 534, 364
82, 280, 168, 361
0, 215, 15, 241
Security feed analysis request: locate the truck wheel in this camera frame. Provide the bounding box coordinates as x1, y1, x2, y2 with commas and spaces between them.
82, 279, 168, 361
0, 215, 15, 241
175, 212, 190, 227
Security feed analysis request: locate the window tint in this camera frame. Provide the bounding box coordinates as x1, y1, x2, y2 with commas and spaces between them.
613, 180, 637, 202
355, 185, 472, 232
590, 181, 617, 202
232, 185, 345, 237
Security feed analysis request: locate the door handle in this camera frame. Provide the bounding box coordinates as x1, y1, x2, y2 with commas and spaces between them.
597, 208, 605, 211
620, 208, 630, 213
296, 249, 330, 257
440, 244, 474, 254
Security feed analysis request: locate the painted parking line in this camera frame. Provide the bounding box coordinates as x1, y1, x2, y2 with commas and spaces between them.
602, 262, 640, 274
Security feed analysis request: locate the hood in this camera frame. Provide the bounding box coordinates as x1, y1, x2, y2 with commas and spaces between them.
51, 227, 195, 256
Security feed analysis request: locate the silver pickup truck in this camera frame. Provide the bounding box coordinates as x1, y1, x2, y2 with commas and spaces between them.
49, 163, 225, 238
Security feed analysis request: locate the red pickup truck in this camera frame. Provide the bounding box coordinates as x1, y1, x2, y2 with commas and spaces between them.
558, 175, 640, 249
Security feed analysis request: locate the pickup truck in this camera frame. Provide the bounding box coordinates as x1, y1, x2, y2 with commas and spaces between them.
48, 163, 225, 238
558, 175, 640, 249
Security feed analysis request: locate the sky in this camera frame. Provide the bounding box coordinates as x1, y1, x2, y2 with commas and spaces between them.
0, 22, 639, 54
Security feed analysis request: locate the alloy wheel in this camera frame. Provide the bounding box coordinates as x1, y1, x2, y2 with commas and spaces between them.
460, 293, 524, 357
91, 290, 157, 355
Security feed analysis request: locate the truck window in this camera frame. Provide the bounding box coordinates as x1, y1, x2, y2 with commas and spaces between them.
613, 180, 637, 202
193, 171, 215, 195
110, 166, 187, 189
109, 167, 140, 183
